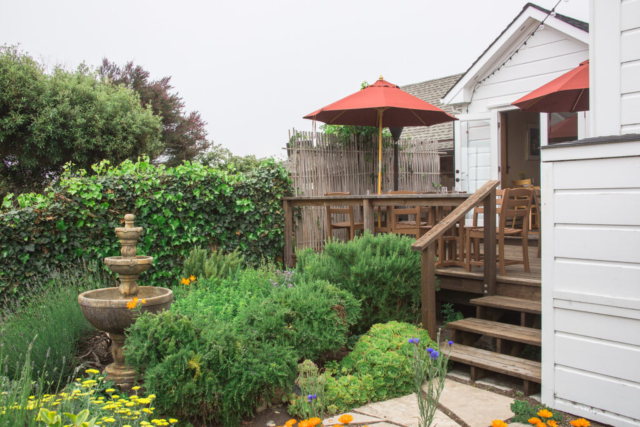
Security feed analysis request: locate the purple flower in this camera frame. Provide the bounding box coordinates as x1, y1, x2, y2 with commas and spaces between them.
427, 347, 434, 354
430, 351, 439, 359
313, 394, 317, 399
408, 338, 414, 344
448, 340, 454, 346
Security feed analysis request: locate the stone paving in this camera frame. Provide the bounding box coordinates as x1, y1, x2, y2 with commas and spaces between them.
322, 378, 514, 427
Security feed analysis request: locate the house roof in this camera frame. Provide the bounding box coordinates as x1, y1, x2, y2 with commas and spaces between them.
443, 2, 589, 101
399, 73, 463, 150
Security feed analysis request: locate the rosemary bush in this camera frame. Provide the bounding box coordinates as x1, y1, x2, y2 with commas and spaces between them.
296, 233, 424, 334
181, 246, 245, 280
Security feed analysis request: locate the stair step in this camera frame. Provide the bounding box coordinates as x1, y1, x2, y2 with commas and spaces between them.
447, 318, 541, 347
470, 295, 541, 315
448, 344, 541, 383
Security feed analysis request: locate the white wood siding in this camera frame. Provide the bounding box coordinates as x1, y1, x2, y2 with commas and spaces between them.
541, 139, 640, 427
467, 25, 588, 114
621, 0, 640, 134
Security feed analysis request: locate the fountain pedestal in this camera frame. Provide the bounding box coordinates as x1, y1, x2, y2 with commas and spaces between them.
78, 214, 173, 386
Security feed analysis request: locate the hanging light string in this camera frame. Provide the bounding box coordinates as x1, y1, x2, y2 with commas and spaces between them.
466, 0, 564, 110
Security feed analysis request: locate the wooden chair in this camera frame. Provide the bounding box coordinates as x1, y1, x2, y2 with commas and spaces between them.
388, 191, 432, 238
465, 188, 533, 276
325, 192, 363, 241
468, 189, 505, 263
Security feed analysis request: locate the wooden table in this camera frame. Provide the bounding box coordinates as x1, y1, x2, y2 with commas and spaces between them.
282, 193, 471, 268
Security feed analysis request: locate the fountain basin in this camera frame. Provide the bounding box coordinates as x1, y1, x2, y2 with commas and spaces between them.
104, 256, 154, 276
78, 286, 173, 335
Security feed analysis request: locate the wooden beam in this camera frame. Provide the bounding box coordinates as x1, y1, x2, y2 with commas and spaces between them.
422, 244, 437, 339
412, 180, 500, 251
363, 199, 375, 234
283, 200, 293, 268
483, 188, 497, 295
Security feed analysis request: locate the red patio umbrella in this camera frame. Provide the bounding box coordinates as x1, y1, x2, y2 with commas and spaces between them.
512, 60, 589, 113
304, 77, 457, 195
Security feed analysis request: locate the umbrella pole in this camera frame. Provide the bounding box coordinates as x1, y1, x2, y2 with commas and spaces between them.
377, 110, 383, 229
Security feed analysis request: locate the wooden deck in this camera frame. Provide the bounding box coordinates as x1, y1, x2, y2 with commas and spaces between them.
436, 243, 541, 302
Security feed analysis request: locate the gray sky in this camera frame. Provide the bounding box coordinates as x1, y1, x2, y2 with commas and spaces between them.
1, 0, 589, 159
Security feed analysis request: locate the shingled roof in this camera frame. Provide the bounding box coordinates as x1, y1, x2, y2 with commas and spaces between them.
400, 73, 463, 151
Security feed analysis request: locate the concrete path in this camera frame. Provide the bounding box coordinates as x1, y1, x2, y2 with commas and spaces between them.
322, 378, 514, 427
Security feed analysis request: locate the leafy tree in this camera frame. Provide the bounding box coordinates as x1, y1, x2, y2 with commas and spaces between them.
0, 45, 163, 195
197, 143, 264, 174
99, 59, 210, 166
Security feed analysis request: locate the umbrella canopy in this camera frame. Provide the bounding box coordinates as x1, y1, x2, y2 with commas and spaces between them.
512, 60, 589, 113
304, 78, 457, 127
304, 77, 457, 194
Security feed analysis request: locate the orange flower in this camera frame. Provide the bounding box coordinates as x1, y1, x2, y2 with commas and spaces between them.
538, 409, 553, 419
181, 277, 191, 286
528, 418, 542, 425
338, 415, 353, 425
308, 418, 321, 426
141, 299, 147, 304
548, 421, 558, 427
126, 297, 139, 310
298, 421, 310, 427
189, 275, 196, 282
491, 420, 508, 427
285, 420, 297, 427
536, 423, 547, 427
570, 419, 591, 427
333, 425, 344, 427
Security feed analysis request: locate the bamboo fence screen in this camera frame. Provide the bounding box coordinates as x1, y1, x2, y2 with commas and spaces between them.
286, 129, 441, 252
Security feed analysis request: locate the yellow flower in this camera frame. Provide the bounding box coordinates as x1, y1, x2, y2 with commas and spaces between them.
169, 420, 178, 424
570, 419, 591, 427
148, 394, 156, 399
132, 386, 141, 391
189, 275, 196, 282
338, 415, 354, 425
548, 421, 558, 427
491, 421, 508, 427
528, 418, 542, 425
85, 369, 100, 374
538, 409, 553, 419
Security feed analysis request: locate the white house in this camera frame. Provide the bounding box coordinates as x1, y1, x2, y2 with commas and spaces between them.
540, 1, 640, 426
441, 3, 589, 193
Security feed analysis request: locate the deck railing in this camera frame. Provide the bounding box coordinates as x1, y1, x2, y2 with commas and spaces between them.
411, 180, 501, 338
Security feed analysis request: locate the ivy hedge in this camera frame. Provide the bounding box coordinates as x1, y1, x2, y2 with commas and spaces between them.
0, 158, 292, 298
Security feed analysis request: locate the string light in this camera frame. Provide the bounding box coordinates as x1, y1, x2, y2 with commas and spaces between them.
466, 0, 562, 109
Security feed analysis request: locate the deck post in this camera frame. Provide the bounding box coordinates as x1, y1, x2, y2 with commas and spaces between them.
363, 198, 375, 234
283, 200, 293, 268
421, 243, 437, 339
483, 189, 497, 295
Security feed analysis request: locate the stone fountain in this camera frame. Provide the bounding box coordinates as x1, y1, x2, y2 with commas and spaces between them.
78, 214, 173, 386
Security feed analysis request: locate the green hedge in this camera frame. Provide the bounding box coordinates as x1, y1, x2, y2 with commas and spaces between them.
0, 158, 292, 297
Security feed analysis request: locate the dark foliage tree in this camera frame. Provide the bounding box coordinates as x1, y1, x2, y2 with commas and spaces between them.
99, 59, 210, 166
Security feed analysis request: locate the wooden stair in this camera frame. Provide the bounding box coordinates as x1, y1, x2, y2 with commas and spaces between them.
447, 318, 541, 347
446, 295, 542, 395
448, 344, 541, 396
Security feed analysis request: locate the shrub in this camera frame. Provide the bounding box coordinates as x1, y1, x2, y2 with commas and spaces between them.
0, 157, 292, 300
125, 266, 361, 425
296, 233, 424, 333
288, 321, 436, 416
0, 266, 107, 382
182, 246, 244, 280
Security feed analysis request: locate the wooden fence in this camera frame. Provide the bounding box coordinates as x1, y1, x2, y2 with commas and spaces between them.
286, 129, 441, 252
